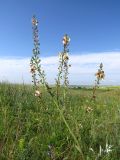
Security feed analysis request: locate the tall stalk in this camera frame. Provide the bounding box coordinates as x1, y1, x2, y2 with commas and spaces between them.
56, 34, 71, 104
92, 63, 105, 100
30, 17, 84, 158
30, 15, 46, 97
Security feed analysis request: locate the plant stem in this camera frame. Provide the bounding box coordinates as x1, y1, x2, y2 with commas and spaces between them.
51, 97, 85, 160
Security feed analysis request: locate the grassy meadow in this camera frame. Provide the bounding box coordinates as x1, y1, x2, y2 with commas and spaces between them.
0, 83, 120, 160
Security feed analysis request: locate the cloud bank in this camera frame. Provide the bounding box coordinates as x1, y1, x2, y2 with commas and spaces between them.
0, 52, 120, 85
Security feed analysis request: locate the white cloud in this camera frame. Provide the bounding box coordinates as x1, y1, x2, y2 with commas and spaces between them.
0, 52, 120, 85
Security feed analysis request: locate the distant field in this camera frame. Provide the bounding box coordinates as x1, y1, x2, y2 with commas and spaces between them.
0, 83, 120, 159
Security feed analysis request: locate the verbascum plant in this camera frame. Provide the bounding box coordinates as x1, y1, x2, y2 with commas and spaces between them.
92, 63, 105, 100
30, 16, 84, 159
62, 34, 70, 88
56, 34, 71, 103
30, 15, 46, 97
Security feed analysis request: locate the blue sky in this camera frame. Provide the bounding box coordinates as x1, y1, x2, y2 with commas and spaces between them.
0, 0, 120, 57
0, 0, 120, 84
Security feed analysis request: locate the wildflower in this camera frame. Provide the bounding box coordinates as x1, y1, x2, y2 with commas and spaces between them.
105, 143, 113, 154
63, 53, 69, 61
30, 15, 46, 88
95, 63, 105, 80
32, 17, 38, 26
79, 123, 83, 128
95, 70, 105, 80
62, 34, 70, 46
86, 106, 93, 113
97, 143, 113, 158
35, 90, 42, 97
92, 62, 105, 100
56, 34, 70, 103
30, 65, 36, 74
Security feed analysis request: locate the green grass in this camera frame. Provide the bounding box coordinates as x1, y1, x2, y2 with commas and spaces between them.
0, 83, 120, 160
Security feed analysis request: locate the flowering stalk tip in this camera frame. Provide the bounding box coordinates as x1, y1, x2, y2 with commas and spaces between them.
92, 63, 105, 100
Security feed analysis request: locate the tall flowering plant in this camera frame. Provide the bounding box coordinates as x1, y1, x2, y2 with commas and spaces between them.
30, 16, 46, 97
92, 63, 105, 100
62, 34, 71, 87
30, 17, 84, 157
56, 34, 71, 102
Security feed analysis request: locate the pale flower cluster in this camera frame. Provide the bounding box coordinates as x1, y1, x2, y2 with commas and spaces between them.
95, 70, 105, 80
35, 90, 42, 97
95, 63, 105, 80
62, 34, 70, 46
63, 53, 69, 61
32, 17, 38, 26
58, 52, 69, 62
30, 65, 36, 74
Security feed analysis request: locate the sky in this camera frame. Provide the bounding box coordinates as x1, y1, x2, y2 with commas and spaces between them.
0, 0, 120, 85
